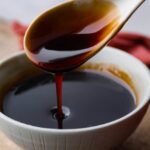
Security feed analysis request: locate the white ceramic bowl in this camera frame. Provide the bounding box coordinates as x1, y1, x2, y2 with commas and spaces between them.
0, 47, 150, 150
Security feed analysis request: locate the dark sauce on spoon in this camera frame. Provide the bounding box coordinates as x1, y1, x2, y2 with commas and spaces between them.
24, 0, 120, 72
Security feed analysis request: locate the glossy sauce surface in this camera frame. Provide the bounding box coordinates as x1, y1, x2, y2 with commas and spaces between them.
3, 71, 136, 129
25, 0, 120, 72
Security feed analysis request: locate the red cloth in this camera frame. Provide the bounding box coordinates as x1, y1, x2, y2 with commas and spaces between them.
11, 21, 28, 49
109, 32, 150, 67
12, 21, 150, 67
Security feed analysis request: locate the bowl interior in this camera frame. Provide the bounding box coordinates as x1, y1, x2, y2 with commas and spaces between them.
0, 47, 150, 128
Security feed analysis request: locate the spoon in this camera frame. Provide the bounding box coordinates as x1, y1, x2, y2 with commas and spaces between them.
24, 0, 145, 73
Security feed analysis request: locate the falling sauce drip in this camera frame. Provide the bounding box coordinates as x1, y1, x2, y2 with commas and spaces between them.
55, 73, 63, 116
55, 73, 64, 129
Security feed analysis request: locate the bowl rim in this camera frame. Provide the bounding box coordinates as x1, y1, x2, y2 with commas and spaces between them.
0, 46, 150, 134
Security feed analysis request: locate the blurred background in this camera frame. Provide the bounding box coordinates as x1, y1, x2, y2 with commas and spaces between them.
0, 0, 150, 35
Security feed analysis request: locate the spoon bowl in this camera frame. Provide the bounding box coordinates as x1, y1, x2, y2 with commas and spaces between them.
24, 0, 144, 73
